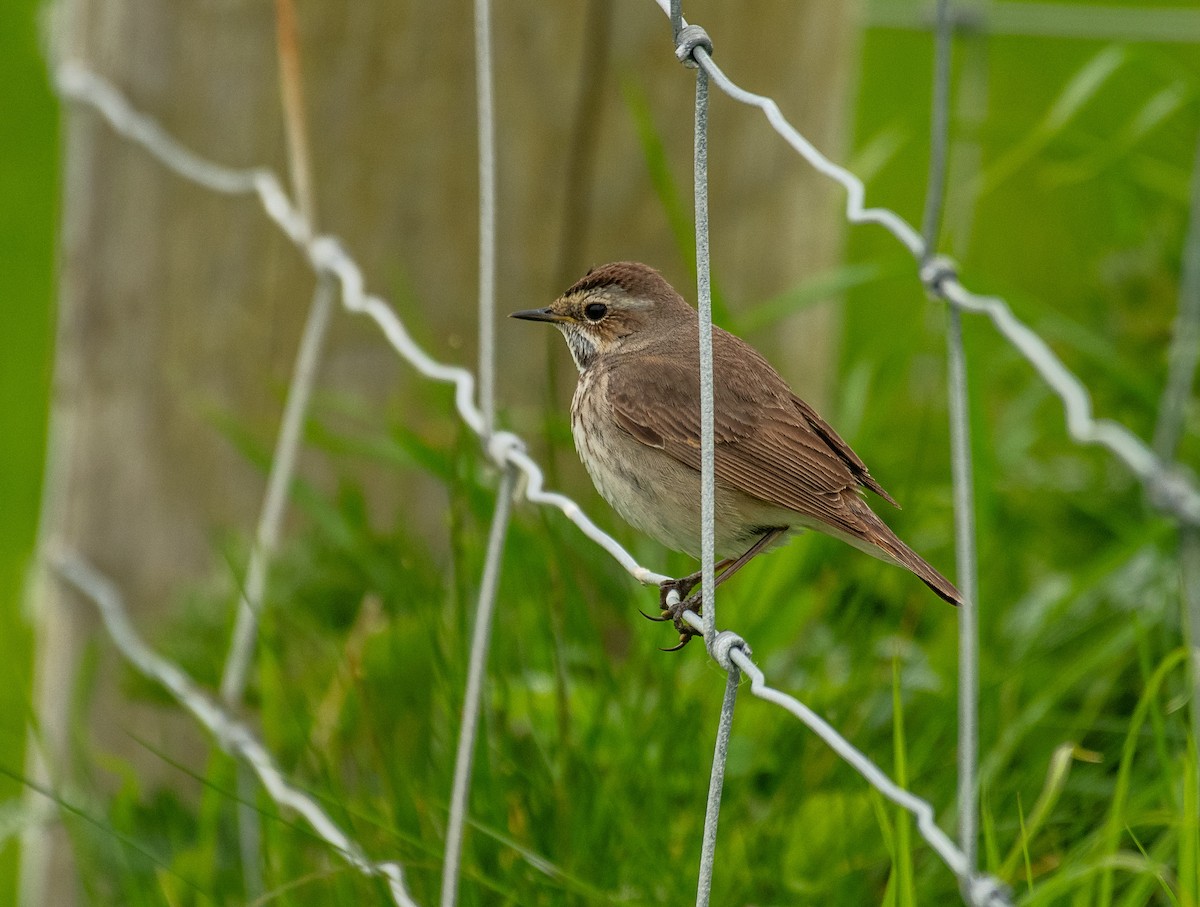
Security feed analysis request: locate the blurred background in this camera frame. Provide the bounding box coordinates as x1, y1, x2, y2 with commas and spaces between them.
2, 0, 1199, 904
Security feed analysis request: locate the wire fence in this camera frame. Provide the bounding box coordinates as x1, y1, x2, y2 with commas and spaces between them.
39, 0, 1200, 904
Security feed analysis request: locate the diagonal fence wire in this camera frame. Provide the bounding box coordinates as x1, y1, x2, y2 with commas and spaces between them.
52, 62, 671, 593
50, 551, 421, 907
700, 614, 1013, 907
649, 0, 1200, 531
671, 615, 1013, 905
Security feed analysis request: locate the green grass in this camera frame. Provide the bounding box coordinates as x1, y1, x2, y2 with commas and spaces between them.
8, 3, 1200, 905
0, 0, 57, 899
49, 384, 1197, 904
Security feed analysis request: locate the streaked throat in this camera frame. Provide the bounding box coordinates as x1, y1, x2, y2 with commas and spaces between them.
560, 325, 598, 372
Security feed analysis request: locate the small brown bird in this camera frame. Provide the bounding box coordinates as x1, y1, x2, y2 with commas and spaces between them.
513, 261, 960, 647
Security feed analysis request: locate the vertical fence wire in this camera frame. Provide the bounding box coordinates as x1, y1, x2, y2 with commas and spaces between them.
921, 0, 953, 249
1154, 133, 1200, 464
1182, 527, 1200, 788
219, 0, 327, 707
697, 662, 740, 907
219, 276, 336, 707
1155, 131, 1200, 797
680, 24, 735, 901
691, 64, 717, 651
440, 467, 516, 907
219, 7, 330, 896
475, 0, 497, 435
945, 306, 981, 886
440, 2, 505, 900
918, 0, 983, 888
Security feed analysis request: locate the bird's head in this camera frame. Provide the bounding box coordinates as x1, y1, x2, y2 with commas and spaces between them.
511, 261, 694, 371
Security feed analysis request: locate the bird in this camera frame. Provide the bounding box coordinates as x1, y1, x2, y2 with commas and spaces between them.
511, 261, 961, 648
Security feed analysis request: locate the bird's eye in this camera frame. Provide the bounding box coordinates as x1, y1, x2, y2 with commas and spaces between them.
583, 302, 608, 322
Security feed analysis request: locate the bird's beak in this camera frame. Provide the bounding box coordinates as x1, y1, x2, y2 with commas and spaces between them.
510, 307, 570, 324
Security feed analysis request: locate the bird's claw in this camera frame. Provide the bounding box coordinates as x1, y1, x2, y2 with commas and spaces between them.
638, 607, 671, 623
651, 587, 703, 652
659, 633, 692, 652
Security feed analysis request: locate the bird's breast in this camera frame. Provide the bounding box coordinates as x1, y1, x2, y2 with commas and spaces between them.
570, 369, 795, 559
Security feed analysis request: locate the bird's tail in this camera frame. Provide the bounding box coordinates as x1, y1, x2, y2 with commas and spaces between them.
843, 500, 963, 606
881, 534, 963, 606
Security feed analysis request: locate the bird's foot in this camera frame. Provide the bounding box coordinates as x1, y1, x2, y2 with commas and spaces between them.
658, 574, 702, 610
653, 580, 705, 651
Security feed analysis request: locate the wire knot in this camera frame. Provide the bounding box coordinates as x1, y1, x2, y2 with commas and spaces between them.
967, 874, 1014, 907
1146, 462, 1200, 525
919, 254, 958, 300
308, 235, 340, 272
486, 431, 525, 469
675, 24, 713, 68
709, 629, 749, 672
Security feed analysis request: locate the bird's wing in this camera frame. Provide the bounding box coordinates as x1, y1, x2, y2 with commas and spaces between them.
606, 329, 897, 537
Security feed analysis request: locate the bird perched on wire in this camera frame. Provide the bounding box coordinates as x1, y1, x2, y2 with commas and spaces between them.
512, 261, 961, 649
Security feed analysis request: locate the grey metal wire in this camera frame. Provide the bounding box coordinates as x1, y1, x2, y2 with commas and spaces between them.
867, 0, 1200, 44
917, 0, 982, 889
921, 0, 953, 250
665, 5, 1006, 902
649, 0, 1200, 529
475, 0, 497, 437
442, 4, 505, 895
52, 552, 420, 907
677, 20, 732, 902
1154, 133, 1200, 465
669, 0, 682, 42
690, 60, 717, 651
219, 275, 337, 901
1154, 130, 1200, 815
708, 628, 1011, 906
946, 308, 981, 888
697, 656, 740, 907
1182, 527, 1200, 786
55, 39, 1017, 903
440, 467, 516, 907
220, 274, 337, 706
54, 64, 671, 591
921, 0, 950, 248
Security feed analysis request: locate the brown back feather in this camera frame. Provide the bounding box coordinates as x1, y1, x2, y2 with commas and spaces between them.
606, 325, 896, 523
605, 324, 963, 606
